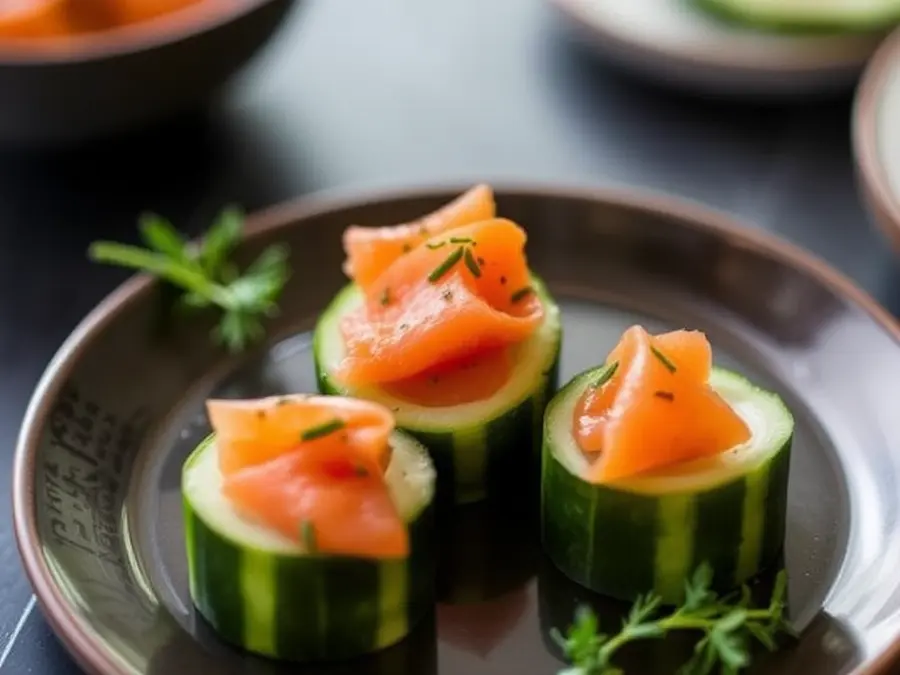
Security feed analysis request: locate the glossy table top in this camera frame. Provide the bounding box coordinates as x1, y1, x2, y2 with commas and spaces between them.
0, 0, 898, 672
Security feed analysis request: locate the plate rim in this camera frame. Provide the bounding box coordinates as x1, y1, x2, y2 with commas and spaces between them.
13, 181, 900, 675
854, 26, 900, 256
549, 0, 881, 74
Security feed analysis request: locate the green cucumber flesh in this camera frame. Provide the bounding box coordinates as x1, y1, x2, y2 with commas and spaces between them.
694, 0, 900, 33
313, 274, 561, 505
182, 430, 436, 661
541, 365, 793, 605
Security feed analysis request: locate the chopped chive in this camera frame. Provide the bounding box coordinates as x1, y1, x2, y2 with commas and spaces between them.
650, 345, 677, 373
510, 286, 533, 303
591, 361, 619, 389
654, 390, 675, 401
426, 240, 447, 250
399, 322, 410, 331
300, 520, 317, 552
449, 236, 473, 244
300, 418, 346, 441
428, 247, 464, 282
380, 287, 391, 306
441, 289, 453, 302
464, 248, 482, 278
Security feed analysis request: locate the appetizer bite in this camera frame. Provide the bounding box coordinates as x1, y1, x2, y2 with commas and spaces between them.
540, 326, 793, 605
182, 395, 436, 661
314, 185, 562, 505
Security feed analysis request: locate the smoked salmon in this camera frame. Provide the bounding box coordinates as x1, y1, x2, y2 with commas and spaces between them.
343, 184, 496, 290
315, 185, 562, 506
336, 218, 544, 387
575, 326, 751, 483
208, 395, 408, 558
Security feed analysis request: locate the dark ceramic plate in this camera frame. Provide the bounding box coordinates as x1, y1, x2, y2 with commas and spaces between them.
13, 186, 900, 675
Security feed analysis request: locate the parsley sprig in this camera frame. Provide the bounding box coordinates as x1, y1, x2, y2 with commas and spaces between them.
88, 207, 290, 353
552, 564, 794, 675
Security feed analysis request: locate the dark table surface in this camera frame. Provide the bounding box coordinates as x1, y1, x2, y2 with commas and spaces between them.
1, 0, 898, 672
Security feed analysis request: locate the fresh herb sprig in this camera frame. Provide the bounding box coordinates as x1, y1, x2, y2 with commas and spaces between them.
88, 207, 290, 353
552, 564, 794, 675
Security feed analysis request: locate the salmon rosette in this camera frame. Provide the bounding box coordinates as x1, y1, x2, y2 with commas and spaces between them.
182, 394, 436, 662
314, 185, 562, 505
541, 326, 794, 606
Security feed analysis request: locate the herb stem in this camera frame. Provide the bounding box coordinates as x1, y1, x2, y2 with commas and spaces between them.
89, 242, 232, 307
463, 248, 481, 277
428, 247, 464, 282
301, 418, 346, 441
510, 286, 533, 303
650, 345, 677, 373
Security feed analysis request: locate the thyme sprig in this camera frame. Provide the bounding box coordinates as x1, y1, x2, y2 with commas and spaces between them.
552, 564, 794, 675
88, 207, 289, 353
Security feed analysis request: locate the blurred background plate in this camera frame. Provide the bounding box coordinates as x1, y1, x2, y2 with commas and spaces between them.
854, 27, 900, 255
0, 0, 298, 149
549, 0, 888, 98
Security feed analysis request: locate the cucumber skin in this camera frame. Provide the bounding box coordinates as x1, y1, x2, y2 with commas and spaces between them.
693, 0, 899, 34
318, 355, 560, 507
313, 276, 561, 507
540, 366, 792, 606
184, 457, 435, 661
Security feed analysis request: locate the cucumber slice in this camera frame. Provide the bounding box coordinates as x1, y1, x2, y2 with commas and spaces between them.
540, 365, 793, 605
313, 275, 562, 506
182, 431, 436, 661
694, 0, 900, 33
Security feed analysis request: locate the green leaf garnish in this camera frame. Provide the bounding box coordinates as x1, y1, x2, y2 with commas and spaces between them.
300, 418, 346, 442
650, 345, 677, 373
510, 286, 533, 303
428, 247, 464, 283
449, 236, 473, 244
426, 241, 447, 250
555, 565, 794, 675
89, 207, 289, 353
464, 248, 482, 278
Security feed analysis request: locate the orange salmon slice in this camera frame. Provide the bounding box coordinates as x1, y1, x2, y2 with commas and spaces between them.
337, 218, 543, 386
208, 395, 408, 558
342, 184, 496, 290
575, 326, 750, 483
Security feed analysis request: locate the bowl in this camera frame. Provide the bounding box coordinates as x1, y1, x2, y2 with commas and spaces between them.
550, 0, 887, 99
0, 0, 297, 148
853, 26, 900, 255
